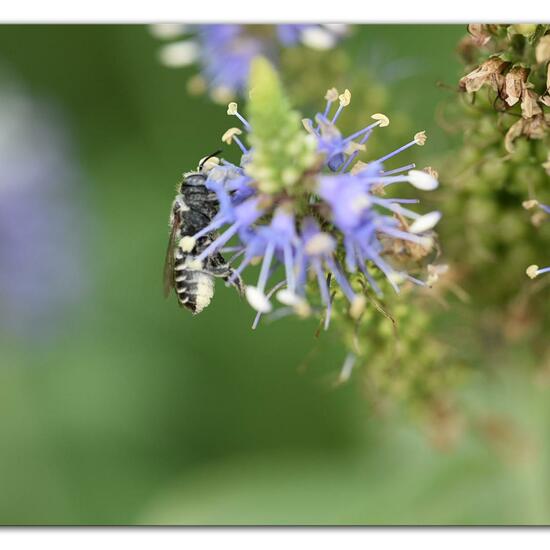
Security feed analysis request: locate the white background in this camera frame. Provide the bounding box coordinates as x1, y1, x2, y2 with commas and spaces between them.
0, 0, 547, 23
1, 0, 549, 546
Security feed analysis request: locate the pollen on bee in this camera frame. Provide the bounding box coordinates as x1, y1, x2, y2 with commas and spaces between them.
186, 258, 204, 271
178, 236, 196, 252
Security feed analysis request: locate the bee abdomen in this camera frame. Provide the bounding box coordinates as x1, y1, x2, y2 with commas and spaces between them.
174, 253, 215, 314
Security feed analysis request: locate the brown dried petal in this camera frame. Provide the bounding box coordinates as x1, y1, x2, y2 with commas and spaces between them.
468, 24, 491, 47
521, 87, 543, 118
504, 66, 529, 106
535, 35, 550, 64
541, 65, 550, 106
504, 119, 525, 153
522, 114, 549, 139
459, 57, 508, 93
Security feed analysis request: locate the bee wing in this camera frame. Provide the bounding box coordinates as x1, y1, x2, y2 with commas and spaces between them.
163, 210, 181, 298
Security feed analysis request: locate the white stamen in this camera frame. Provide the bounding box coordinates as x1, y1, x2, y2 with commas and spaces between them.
227, 102, 238, 115
526, 265, 540, 279
245, 286, 273, 313
338, 353, 356, 383
409, 211, 442, 234
276, 289, 300, 306
408, 169, 439, 190
300, 27, 337, 50
158, 41, 199, 67
371, 113, 390, 127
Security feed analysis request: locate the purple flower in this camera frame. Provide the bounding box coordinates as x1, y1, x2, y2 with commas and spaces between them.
0, 90, 87, 340
151, 24, 349, 102
189, 89, 440, 328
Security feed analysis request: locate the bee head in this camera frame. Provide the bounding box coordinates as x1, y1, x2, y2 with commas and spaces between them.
179, 150, 223, 191
198, 150, 222, 173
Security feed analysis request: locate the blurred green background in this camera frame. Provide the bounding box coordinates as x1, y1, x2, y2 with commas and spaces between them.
0, 24, 549, 525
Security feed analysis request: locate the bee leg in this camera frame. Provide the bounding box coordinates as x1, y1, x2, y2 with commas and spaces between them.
206, 253, 245, 297
223, 270, 244, 297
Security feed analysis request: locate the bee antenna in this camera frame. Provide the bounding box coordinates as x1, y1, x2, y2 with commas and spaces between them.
199, 149, 223, 171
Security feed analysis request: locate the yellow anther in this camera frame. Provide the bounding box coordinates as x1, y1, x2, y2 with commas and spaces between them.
423, 166, 439, 179
302, 118, 315, 134
221, 127, 242, 144
325, 87, 339, 102
371, 113, 390, 127
526, 265, 540, 279
350, 161, 368, 175
187, 74, 207, 95
414, 131, 427, 146
345, 141, 366, 155
522, 199, 539, 210
227, 102, 238, 115
338, 89, 351, 106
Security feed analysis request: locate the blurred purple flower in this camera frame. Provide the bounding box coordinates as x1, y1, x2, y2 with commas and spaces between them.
150, 24, 349, 102
0, 89, 87, 340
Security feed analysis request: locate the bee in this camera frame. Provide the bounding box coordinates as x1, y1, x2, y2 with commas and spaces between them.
163, 151, 243, 314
